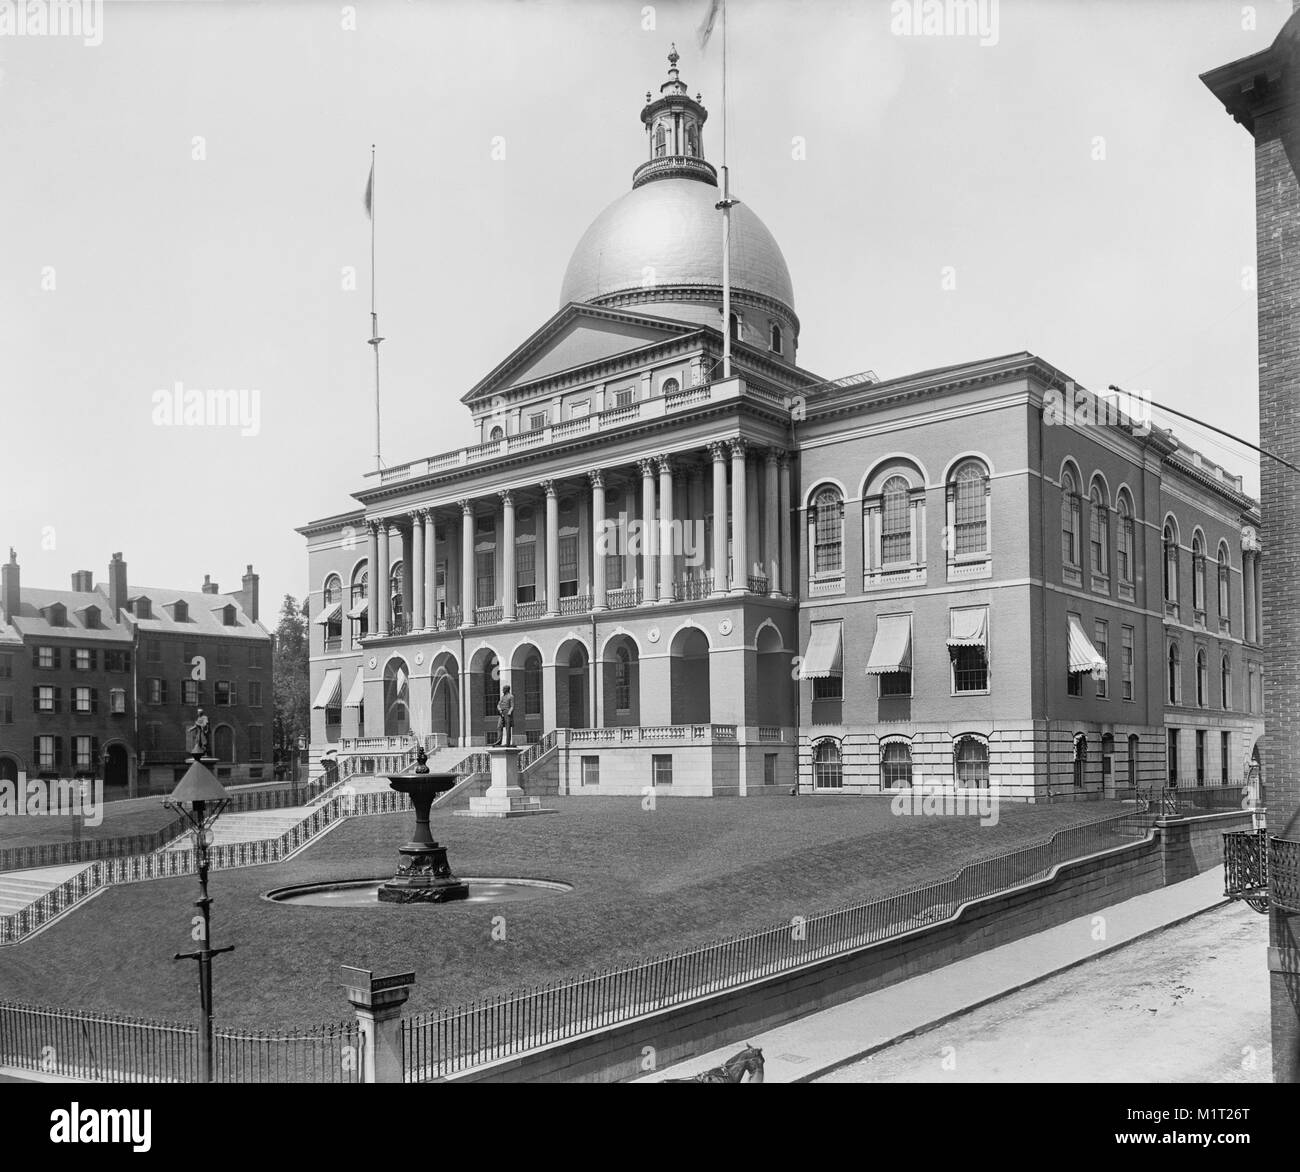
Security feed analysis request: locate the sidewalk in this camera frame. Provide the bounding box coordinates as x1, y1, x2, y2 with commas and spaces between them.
637, 867, 1229, 1083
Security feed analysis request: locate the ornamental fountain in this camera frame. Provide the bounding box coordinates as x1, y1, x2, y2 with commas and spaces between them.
377, 746, 468, 903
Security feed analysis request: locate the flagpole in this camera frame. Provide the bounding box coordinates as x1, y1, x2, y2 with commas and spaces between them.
717, 0, 735, 380
367, 143, 384, 472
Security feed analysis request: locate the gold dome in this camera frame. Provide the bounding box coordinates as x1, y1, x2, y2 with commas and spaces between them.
559, 176, 796, 317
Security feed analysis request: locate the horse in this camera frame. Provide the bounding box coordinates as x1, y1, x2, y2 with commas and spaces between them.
663, 1043, 764, 1083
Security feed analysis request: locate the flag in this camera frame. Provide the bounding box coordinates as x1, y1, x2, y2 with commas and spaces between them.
363, 158, 374, 220
697, 0, 721, 49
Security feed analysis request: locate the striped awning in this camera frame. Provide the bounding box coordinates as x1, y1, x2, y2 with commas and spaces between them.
344, 667, 366, 708
947, 607, 988, 648
346, 600, 369, 620
1068, 614, 1107, 675
800, 622, 843, 679
311, 668, 342, 710
313, 600, 342, 626
865, 614, 912, 675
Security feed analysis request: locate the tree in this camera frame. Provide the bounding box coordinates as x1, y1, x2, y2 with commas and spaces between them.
272, 593, 309, 765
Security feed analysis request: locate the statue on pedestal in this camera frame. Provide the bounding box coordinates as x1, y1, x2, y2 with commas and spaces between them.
188, 709, 211, 758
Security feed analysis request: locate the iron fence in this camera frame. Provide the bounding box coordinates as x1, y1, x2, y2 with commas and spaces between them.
1270, 837, 1300, 914
0, 999, 361, 1083
0, 814, 190, 874
1224, 829, 1269, 911
401, 809, 1149, 1080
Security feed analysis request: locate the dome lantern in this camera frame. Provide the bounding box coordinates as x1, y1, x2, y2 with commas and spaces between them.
634, 45, 715, 189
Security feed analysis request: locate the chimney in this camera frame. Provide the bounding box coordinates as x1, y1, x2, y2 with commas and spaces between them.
201, 574, 219, 595
1, 549, 19, 624
108, 552, 127, 619
238, 564, 260, 621
71, 569, 93, 592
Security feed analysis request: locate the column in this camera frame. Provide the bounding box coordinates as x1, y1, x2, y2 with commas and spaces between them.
500, 490, 516, 622
688, 465, 705, 589
591, 469, 607, 610
410, 511, 425, 632
377, 521, 391, 633
423, 510, 436, 628
658, 455, 676, 603
447, 512, 460, 620
366, 520, 381, 637
544, 480, 560, 616
764, 450, 780, 595
460, 500, 475, 627
710, 441, 728, 595
1253, 551, 1264, 644
730, 439, 748, 594
746, 455, 761, 584
1244, 549, 1256, 644
639, 458, 658, 604
778, 452, 793, 597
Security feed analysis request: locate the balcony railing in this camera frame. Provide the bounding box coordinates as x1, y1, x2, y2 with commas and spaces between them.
559, 594, 592, 616
474, 605, 503, 625
1224, 829, 1270, 913
747, 575, 769, 594
606, 586, 642, 610
1271, 837, 1300, 914
566, 723, 737, 746
445, 608, 462, 629
674, 575, 713, 601
516, 600, 546, 621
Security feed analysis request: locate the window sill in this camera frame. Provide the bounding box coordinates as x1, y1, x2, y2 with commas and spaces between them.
809, 576, 845, 596
1063, 565, 1083, 589
951, 689, 991, 697
1118, 581, 1135, 602
947, 558, 992, 582
864, 566, 926, 590
1090, 575, 1110, 594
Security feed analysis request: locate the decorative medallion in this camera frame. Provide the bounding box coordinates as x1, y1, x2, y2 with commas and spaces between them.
368, 656, 377, 670
647, 626, 661, 644
718, 618, 733, 636
414, 652, 424, 666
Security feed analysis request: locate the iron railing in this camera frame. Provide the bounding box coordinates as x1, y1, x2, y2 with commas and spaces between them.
559, 594, 592, 616
0, 813, 189, 873
474, 605, 503, 625
0, 1000, 361, 1083
748, 575, 769, 594
606, 587, 642, 610
1223, 829, 1270, 912
674, 575, 713, 601
1270, 837, 1300, 914
516, 601, 547, 621
401, 809, 1149, 1080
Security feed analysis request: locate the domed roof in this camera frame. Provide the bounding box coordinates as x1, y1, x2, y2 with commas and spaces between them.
559, 177, 796, 314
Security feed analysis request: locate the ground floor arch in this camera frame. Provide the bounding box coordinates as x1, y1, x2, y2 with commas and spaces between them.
510, 641, 546, 742
554, 637, 590, 729
383, 656, 411, 736
600, 632, 641, 726
428, 651, 461, 746
103, 741, 130, 789
0, 755, 18, 784
468, 645, 502, 743
670, 625, 710, 724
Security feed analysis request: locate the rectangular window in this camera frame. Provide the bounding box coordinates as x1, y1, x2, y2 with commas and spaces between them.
217, 644, 231, 668
109, 688, 126, 715
581, 756, 600, 787
879, 671, 911, 697
36, 685, 56, 713
1167, 728, 1180, 786
74, 736, 92, 770
248, 645, 265, 670
559, 536, 579, 597
605, 553, 623, 590
37, 646, 55, 670
1221, 731, 1230, 784
147, 678, 166, 705
764, 754, 777, 786
1121, 626, 1135, 701
248, 681, 262, 707
1094, 620, 1108, 699
1195, 729, 1206, 785
0, 693, 11, 724
73, 687, 92, 713
613, 387, 635, 408
74, 648, 92, 670
652, 754, 673, 786
1067, 668, 1082, 697
38, 735, 56, 771
181, 679, 199, 706
182, 643, 198, 663
516, 542, 536, 604
952, 646, 988, 693
146, 640, 161, 663
812, 675, 843, 701
248, 724, 264, 761
215, 680, 232, 706
105, 650, 130, 673
475, 550, 496, 609
0, 651, 11, 678
528, 411, 547, 431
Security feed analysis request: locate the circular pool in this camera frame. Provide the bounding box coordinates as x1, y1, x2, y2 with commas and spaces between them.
264, 877, 572, 907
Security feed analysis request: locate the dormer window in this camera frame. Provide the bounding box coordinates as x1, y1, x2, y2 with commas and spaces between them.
133, 597, 152, 620
219, 604, 237, 627
43, 603, 67, 627
166, 600, 189, 623
81, 606, 100, 630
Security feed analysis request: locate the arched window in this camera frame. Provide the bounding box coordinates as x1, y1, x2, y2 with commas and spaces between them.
489, 425, 504, 441
323, 574, 343, 648
1089, 482, 1109, 578
482, 654, 500, 717
1127, 734, 1140, 786
1061, 468, 1081, 569
951, 460, 989, 555
654, 123, 666, 157
811, 487, 844, 576
1116, 492, 1135, 588
351, 568, 369, 644
880, 476, 912, 565
523, 653, 542, 717
1101, 733, 1115, 788
213, 725, 234, 763
1073, 733, 1088, 787
954, 736, 989, 788
1168, 641, 1181, 704
1163, 521, 1180, 609
1221, 654, 1232, 711
1196, 648, 1207, 707
1217, 542, 1231, 624
390, 561, 404, 629
685, 123, 698, 156
881, 740, 912, 789
1192, 532, 1206, 616
614, 646, 632, 712
323, 575, 341, 606
770, 323, 783, 354
729, 311, 741, 340
812, 739, 842, 789
662, 377, 680, 396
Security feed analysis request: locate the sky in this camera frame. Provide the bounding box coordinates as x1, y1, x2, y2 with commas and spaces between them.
0, 0, 1281, 615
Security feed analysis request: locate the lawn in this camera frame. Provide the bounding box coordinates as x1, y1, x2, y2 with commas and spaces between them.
0, 794, 182, 850
0, 795, 1132, 1029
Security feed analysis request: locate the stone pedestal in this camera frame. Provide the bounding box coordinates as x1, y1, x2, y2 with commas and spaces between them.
339, 966, 415, 1083
458, 746, 550, 818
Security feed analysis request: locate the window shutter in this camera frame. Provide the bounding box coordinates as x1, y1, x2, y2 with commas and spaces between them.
32, 686, 39, 712
161, 679, 168, 704
230, 682, 239, 706
32, 646, 39, 668
125, 651, 132, 672
54, 736, 63, 767
53, 687, 62, 714
33, 736, 39, 763
91, 736, 99, 764
90, 649, 98, 670
90, 689, 99, 715
53, 647, 61, 670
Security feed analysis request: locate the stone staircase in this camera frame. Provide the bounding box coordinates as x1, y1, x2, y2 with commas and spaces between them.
0, 864, 93, 916
162, 807, 314, 851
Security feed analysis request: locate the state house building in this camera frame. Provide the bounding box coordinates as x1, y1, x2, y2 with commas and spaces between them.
301, 50, 1263, 800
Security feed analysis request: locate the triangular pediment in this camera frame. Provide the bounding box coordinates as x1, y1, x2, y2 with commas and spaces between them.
462, 303, 704, 404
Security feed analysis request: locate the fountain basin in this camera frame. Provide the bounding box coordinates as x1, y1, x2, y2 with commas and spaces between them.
265, 877, 572, 908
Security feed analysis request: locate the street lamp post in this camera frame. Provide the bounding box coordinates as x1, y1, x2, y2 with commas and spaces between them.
165, 723, 234, 1083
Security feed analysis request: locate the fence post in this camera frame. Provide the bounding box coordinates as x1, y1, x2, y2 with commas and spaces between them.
339, 966, 415, 1083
